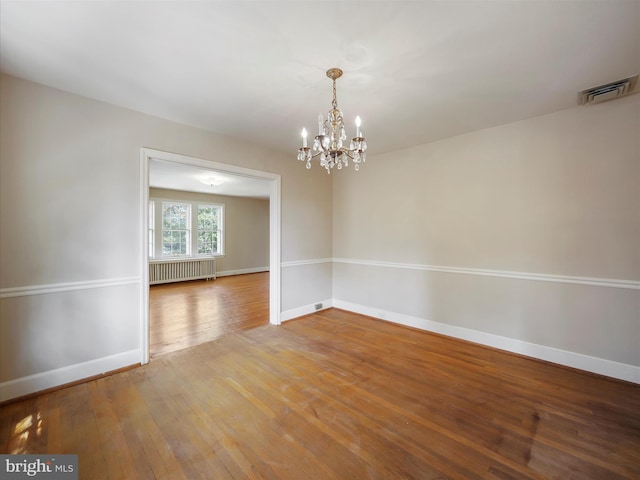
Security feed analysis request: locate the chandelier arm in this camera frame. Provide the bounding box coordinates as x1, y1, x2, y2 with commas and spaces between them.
339, 149, 355, 160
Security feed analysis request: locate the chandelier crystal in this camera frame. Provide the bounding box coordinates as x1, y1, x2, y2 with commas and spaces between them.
297, 68, 367, 173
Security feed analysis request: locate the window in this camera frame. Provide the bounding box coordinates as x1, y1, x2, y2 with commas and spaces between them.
149, 197, 224, 260
162, 202, 190, 257
197, 204, 223, 255
148, 200, 155, 258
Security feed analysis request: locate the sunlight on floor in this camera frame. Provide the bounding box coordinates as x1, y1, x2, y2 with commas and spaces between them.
9, 412, 43, 454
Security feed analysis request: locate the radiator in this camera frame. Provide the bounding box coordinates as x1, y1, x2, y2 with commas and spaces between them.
149, 258, 216, 285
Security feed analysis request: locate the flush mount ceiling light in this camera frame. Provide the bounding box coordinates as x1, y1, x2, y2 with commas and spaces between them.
200, 176, 224, 187
297, 68, 368, 173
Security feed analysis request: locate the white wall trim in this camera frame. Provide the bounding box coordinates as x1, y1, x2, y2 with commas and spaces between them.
332, 299, 640, 384
0, 277, 141, 299
281, 299, 333, 322
269, 175, 282, 326
140, 149, 151, 365
216, 267, 269, 277
281, 258, 333, 268
333, 258, 640, 290
0, 349, 141, 402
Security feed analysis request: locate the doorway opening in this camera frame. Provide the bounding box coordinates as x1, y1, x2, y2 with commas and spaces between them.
140, 148, 281, 364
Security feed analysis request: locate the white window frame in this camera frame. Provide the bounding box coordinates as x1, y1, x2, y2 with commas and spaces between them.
149, 197, 224, 261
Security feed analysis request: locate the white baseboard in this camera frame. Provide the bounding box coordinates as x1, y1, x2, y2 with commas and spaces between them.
216, 267, 269, 277
0, 349, 141, 402
281, 299, 333, 322
332, 299, 640, 384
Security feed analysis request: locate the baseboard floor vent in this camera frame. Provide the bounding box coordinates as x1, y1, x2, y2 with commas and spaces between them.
578, 74, 638, 105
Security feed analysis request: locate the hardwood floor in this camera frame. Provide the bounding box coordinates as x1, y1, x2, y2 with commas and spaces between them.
2, 308, 639, 479
149, 272, 269, 357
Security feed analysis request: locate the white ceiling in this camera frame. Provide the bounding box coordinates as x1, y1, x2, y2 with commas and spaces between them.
149, 158, 271, 198
1, 1, 639, 195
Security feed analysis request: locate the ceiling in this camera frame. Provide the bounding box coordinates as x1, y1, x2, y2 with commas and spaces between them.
1, 1, 639, 189
149, 158, 271, 199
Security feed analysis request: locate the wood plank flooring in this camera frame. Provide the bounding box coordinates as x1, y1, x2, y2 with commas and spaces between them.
149, 272, 269, 357
2, 308, 639, 479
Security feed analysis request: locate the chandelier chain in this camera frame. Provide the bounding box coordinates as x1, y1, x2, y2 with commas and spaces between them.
332, 79, 338, 110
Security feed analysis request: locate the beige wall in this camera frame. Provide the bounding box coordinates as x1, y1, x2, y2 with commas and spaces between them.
149, 188, 269, 275
333, 95, 639, 377
0, 74, 333, 399
1, 71, 638, 398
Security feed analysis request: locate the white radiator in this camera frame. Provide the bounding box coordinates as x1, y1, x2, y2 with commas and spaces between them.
149, 259, 216, 285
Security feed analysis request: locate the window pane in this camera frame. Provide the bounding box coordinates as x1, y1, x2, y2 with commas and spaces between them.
162, 202, 190, 257
197, 204, 220, 255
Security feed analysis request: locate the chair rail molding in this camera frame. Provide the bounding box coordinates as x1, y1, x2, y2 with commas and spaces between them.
0, 277, 141, 299
332, 258, 640, 290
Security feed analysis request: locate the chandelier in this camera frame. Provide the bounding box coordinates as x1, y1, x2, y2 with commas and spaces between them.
297, 68, 367, 173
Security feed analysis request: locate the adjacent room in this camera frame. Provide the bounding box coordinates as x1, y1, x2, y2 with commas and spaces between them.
147, 159, 271, 357
1, 1, 638, 479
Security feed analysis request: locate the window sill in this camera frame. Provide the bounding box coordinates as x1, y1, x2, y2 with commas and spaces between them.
150, 255, 224, 264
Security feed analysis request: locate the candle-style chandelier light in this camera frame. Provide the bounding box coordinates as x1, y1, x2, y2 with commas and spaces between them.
297, 68, 367, 173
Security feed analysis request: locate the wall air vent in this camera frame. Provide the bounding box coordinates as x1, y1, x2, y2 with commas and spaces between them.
578, 74, 638, 105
